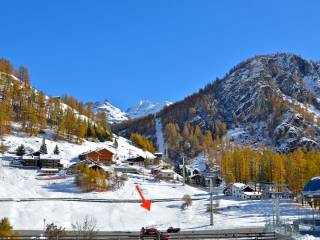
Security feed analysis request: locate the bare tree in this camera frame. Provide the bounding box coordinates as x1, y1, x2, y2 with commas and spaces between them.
71, 216, 98, 240
44, 223, 65, 240
181, 194, 193, 210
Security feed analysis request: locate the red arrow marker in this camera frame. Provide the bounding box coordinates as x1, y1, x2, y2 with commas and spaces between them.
136, 185, 152, 211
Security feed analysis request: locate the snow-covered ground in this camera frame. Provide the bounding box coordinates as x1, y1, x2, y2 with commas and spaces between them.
0, 164, 315, 231
0, 127, 315, 233
2, 127, 155, 167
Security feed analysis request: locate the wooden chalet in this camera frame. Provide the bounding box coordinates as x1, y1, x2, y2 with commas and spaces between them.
126, 156, 145, 166
20, 156, 62, 169
78, 148, 114, 165
88, 164, 113, 175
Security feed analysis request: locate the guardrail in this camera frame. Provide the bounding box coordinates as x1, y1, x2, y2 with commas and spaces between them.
0, 231, 277, 240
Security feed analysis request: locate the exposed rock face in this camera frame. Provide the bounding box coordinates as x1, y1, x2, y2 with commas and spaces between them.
114, 53, 320, 153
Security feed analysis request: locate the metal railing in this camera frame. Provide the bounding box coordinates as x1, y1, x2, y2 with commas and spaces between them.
0, 231, 277, 240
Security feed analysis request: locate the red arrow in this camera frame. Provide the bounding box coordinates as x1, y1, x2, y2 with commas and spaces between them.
136, 185, 152, 211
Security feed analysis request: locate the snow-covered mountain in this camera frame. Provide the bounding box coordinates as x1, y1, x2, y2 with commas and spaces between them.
97, 100, 172, 124
96, 101, 129, 124
113, 53, 320, 153
126, 100, 172, 119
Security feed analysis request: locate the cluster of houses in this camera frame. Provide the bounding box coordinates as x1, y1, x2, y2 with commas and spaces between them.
11, 146, 177, 180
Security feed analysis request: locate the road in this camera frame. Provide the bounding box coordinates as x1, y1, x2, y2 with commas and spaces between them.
13, 227, 283, 239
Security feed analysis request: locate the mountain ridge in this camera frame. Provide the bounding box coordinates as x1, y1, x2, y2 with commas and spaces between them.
112, 52, 320, 155
97, 100, 172, 124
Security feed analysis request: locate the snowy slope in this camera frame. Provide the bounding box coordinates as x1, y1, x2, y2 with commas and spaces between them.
126, 100, 172, 119
96, 101, 129, 124
3, 126, 155, 167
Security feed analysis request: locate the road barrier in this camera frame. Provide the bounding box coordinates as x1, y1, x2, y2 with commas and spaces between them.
1, 231, 277, 240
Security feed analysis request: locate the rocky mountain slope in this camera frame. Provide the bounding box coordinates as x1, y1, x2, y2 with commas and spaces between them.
96, 101, 129, 124
113, 53, 320, 153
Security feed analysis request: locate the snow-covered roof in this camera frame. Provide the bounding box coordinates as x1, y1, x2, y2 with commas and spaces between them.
233, 183, 247, 189
88, 164, 113, 172
304, 177, 320, 192
160, 169, 174, 173
40, 168, 59, 172
79, 147, 115, 156
243, 192, 261, 196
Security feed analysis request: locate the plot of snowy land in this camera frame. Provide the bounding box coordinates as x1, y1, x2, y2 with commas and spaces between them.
0, 166, 314, 231
0, 130, 315, 232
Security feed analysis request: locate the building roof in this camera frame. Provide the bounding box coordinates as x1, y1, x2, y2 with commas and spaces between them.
304, 177, 320, 192
243, 191, 261, 196
160, 169, 174, 173
40, 168, 60, 172
21, 156, 61, 161
233, 183, 247, 189
88, 164, 113, 173
126, 156, 145, 162
79, 147, 115, 156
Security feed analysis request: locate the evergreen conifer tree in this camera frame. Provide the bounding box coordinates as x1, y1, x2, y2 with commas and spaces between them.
113, 138, 119, 149
53, 145, 60, 155
40, 138, 48, 154
16, 144, 26, 156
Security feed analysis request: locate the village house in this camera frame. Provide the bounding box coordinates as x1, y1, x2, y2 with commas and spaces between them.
126, 156, 145, 167
157, 169, 175, 179
114, 166, 140, 174
78, 148, 115, 165
224, 183, 262, 200
151, 164, 176, 180
18, 155, 62, 169
88, 163, 113, 175
154, 152, 163, 159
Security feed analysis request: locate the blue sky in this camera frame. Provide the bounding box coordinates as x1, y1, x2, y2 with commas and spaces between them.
1, 0, 320, 109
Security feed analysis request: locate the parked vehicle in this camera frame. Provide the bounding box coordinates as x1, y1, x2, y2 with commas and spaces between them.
140, 227, 170, 240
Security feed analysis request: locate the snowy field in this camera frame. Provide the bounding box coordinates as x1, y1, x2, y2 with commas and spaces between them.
0, 166, 314, 231
0, 129, 315, 233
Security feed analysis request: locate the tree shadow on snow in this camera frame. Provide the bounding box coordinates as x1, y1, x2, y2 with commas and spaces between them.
166, 203, 181, 209
43, 181, 82, 194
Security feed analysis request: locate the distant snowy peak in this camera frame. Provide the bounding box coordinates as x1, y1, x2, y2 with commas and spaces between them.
96, 100, 171, 124
97, 101, 128, 124
126, 100, 172, 118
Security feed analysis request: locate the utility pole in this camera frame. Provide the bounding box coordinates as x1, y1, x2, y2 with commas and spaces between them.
311, 196, 315, 228
182, 153, 185, 186
210, 177, 214, 226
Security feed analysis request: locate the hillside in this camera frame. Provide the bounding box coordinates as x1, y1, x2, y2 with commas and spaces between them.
113, 53, 320, 157
0, 59, 156, 161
